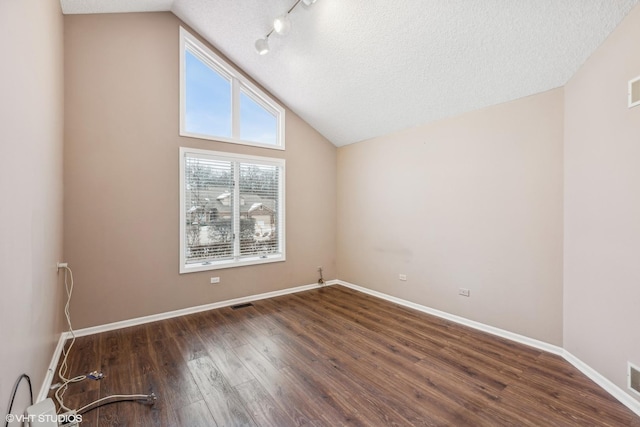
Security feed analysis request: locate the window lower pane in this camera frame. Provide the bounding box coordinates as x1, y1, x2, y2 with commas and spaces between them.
239, 163, 280, 257
184, 156, 234, 263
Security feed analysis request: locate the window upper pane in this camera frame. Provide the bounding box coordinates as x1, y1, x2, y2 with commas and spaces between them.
240, 90, 278, 146
184, 50, 232, 138
180, 28, 285, 150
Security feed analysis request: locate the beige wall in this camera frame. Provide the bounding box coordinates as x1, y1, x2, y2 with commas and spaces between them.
337, 89, 564, 345
64, 13, 337, 329
564, 5, 640, 402
0, 0, 65, 414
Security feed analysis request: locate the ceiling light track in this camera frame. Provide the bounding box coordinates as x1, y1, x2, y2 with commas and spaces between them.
255, 0, 318, 55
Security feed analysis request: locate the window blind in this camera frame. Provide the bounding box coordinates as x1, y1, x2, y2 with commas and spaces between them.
181, 148, 285, 272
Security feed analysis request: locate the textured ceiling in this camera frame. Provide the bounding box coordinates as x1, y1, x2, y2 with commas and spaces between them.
61, 0, 639, 146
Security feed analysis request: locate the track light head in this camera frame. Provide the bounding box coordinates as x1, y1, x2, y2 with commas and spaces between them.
255, 0, 319, 55
273, 14, 291, 35
255, 37, 270, 55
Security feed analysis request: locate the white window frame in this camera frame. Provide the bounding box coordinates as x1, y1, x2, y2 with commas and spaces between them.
180, 27, 286, 150
179, 147, 286, 273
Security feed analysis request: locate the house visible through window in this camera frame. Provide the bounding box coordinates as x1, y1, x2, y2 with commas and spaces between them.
180, 27, 285, 150
180, 147, 285, 273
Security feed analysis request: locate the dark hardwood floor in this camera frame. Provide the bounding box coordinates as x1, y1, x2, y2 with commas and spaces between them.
50, 285, 640, 426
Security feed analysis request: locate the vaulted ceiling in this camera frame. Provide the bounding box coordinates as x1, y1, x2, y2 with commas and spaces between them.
60, 0, 639, 146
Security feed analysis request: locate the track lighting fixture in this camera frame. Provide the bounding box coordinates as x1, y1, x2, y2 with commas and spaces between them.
273, 14, 291, 35
254, 0, 319, 55
255, 37, 270, 55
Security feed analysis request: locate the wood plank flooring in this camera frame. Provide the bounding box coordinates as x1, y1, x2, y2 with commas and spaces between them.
49, 285, 640, 426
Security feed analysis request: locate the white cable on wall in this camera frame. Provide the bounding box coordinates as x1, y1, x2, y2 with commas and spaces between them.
54, 264, 86, 413
53, 263, 156, 416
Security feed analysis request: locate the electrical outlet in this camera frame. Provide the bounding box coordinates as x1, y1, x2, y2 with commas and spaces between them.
399, 274, 407, 281
458, 288, 470, 297
210, 277, 220, 284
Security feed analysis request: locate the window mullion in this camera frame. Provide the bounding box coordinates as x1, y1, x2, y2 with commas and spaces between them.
232, 162, 241, 259
231, 78, 241, 139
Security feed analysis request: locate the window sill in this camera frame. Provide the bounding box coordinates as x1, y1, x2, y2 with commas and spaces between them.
180, 253, 285, 274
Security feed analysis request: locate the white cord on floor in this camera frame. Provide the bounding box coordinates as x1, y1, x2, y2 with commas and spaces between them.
76, 394, 152, 414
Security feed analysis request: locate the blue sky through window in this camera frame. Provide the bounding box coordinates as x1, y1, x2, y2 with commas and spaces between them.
183, 38, 281, 147
240, 91, 277, 145
185, 50, 232, 137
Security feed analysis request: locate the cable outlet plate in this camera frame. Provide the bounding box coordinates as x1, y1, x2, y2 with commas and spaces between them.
459, 288, 470, 297
210, 277, 220, 284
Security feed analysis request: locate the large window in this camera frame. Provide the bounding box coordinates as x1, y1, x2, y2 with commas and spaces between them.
180, 27, 285, 150
180, 147, 285, 273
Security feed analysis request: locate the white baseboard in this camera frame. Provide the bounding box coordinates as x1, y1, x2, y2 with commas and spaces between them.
72, 282, 328, 338
334, 280, 564, 355
38, 281, 329, 401
562, 350, 640, 417
39, 278, 640, 418
334, 279, 640, 417
37, 332, 67, 402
